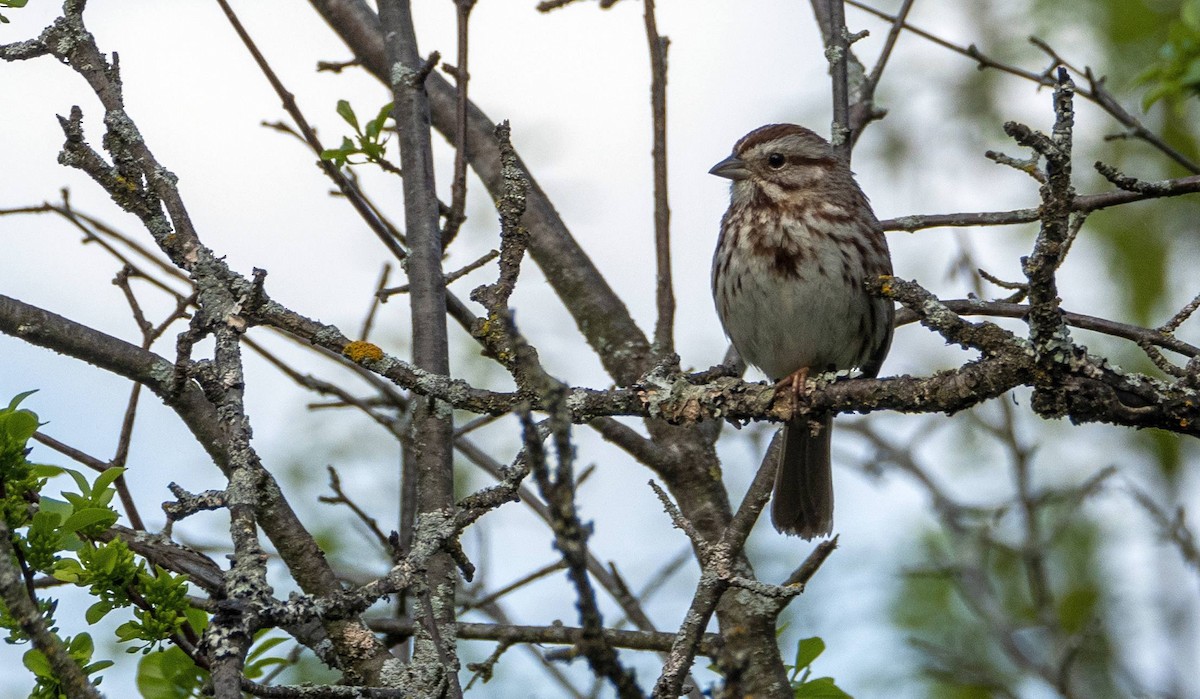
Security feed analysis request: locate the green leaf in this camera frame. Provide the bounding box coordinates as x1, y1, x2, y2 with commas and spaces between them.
335, 99, 359, 131
39, 497, 73, 518
62, 467, 92, 496
1183, 0, 1200, 32
794, 636, 826, 670
137, 647, 204, 699
30, 509, 63, 532
362, 141, 384, 161
92, 467, 126, 493
23, 648, 52, 677
83, 659, 114, 674
245, 635, 288, 662
86, 600, 114, 625
94, 487, 116, 508
184, 606, 209, 633
794, 676, 852, 698
115, 621, 139, 643
6, 390, 37, 411
2, 407, 38, 444
53, 558, 84, 582
31, 464, 64, 478
365, 102, 393, 139
68, 632, 95, 657
60, 507, 118, 536
90, 541, 120, 573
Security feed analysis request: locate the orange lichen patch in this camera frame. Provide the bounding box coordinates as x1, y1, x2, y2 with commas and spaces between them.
343, 340, 384, 363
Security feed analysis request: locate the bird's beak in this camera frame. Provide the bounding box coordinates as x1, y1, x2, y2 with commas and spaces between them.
709, 154, 750, 181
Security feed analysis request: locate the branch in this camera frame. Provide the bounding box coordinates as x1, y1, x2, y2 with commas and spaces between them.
309, 0, 654, 386
520, 405, 642, 698
441, 0, 477, 248
879, 173, 1200, 232
1012, 70, 1077, 417
378, 0, 461, 693
644, 0, 674, 357
9, 287, 1200, 445
368, 618, 720, 658
653, 447, 781, 697
845, 0, 1200, 172
214, 0, 407, 261
825, 0, 852, 155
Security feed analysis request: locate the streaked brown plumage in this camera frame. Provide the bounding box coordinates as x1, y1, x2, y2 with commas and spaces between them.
710, 124, 893, 539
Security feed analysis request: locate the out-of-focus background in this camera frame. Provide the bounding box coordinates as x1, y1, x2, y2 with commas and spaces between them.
2, 1, 1199, 696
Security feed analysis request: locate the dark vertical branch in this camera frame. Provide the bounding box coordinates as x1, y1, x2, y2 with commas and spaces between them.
848, 0, 914, 144
1013, 68, 1076, 417
442, 0, 476, 248
825, 0, 852, 158
110, 383, 147, 531
309, 0, 654, 386
644, 0, 673, 357
520, 409, 642, 699
377, 0, 461, 693
863, 0, 913, 92
652, 452, 777, 698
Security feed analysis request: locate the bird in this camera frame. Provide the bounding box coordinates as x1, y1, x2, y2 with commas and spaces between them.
710, 124, 894, 538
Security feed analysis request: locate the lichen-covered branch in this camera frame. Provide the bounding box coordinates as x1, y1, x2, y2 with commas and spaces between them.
378, 0, 461, 693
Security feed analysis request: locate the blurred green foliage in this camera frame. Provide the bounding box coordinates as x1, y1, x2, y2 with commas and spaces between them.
882, 3, 1199, 692
894, 510, 1114, 697
1136, 0, 1200, 109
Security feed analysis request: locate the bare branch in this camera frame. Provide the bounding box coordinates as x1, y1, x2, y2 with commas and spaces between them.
880, 173, 1200, 231
846, 0, 1200, 172
644, 0, 674, 357
310, 0, 654, 385
215, 0, 408, 261
441, 0, 476, 248
520, 408, 642, 698
378, 1, 461, 693
825, 0, 852, 155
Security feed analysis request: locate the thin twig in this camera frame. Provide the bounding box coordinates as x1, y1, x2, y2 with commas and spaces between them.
360, 263, 391, 340
441, 0, 476, 248
644, 0, 674, 358
652, 451, 778, 697
520, 409, 641, 698
846, 0, 1200, 172
879, 173, 1200, 231
826, 0, 852, 155
214, 0, 408, 260
378, 249, 498, 299
318, 466, 392, 551
460, 560, 567, 612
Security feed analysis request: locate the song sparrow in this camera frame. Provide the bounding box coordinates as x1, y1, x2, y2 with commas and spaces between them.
710, 124, 893, 539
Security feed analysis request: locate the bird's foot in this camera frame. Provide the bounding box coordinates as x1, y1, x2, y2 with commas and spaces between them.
774, 366, 812, 418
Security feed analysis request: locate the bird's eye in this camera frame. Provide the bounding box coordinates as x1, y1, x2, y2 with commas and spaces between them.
766, 153, 786, 169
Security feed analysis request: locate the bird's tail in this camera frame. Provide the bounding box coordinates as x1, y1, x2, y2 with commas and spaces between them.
771, 415, 833, 539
